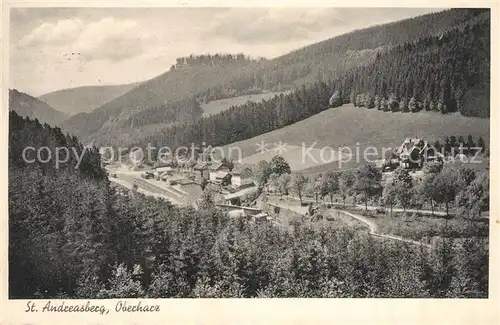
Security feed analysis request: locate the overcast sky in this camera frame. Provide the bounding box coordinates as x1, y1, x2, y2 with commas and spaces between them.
10, 7, 443, 96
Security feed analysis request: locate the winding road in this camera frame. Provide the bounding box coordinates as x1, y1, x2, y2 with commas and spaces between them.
331, 209, 432, 248
268, 196, 432, 248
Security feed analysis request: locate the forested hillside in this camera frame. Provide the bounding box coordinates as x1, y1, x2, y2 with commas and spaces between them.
339, 21, 490, 117
101, 14, 490, 153
245, 8, 489, 88
8, 111, 106, 178
9, 111, 108, 297
61, 55, 263, 140
39, 82, 141, 116
9, 89, 67, 126
61, 8, 489, 144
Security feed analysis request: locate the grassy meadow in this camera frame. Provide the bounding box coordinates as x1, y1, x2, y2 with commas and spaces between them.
222, 104, 489, 173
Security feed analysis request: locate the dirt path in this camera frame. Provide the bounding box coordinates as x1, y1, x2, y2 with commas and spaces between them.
277, 195, 449, 216
266, 197, 309, 215
333, 209, 432, 248
268, 197, 432, 248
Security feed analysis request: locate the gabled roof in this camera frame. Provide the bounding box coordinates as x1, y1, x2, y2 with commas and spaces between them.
208, 162, 225, 171
398, 137, 427, 155
178, 178, 196, 185
194, 162, 209, 170
159, 171, 170, 177
232, 166, 252, 176
215, 170, 229, 178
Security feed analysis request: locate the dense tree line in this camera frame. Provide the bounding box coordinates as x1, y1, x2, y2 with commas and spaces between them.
172, 53, 265, 71
249, 155, 489, 241
124, 81, 333, 150
340, 21, 490, 117
255, 155, 488, 222
119, 97, 202, 129
432, 135, 488, 157
9, 111, 109, 297
9, 111, 105, 179
9, 170, 489, 298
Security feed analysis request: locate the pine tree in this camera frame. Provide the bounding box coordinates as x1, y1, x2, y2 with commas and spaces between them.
477, 137, 486, 153
444, 137, 452, 156
374, 95, 382, 110
400, 97, 409, 112
433, 140, 442, 154
355, 164, 382, 210
408, 96, 419, 112
466, 135, 475, 156
388, 94, 399, 112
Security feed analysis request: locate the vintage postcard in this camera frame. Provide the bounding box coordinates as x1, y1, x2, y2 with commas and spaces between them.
1, 0, 499, 324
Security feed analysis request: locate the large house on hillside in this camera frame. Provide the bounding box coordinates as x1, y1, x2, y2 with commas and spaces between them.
394, 137, 443, 169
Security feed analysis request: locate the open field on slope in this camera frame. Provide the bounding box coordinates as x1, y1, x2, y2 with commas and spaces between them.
201, 91, 290, 117
222, 104, 489, 173
237, 143, 350, 171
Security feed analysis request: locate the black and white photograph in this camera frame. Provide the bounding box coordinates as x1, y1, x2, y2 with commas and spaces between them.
2, 2, 497, 320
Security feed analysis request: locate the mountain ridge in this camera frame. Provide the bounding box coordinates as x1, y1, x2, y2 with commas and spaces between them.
9, 89, 68, 126
39, 82, 142, 116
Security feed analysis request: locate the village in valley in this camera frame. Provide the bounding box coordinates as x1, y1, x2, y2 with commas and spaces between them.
105, 132, 489, 234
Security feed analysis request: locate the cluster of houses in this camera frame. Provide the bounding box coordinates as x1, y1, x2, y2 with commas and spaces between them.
193, 161, 254, 189
140, 159, 255, 192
